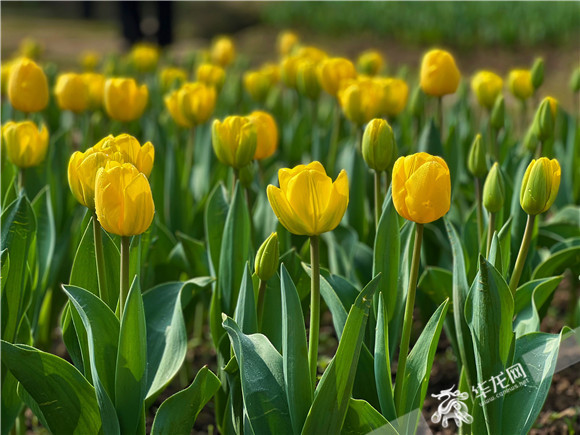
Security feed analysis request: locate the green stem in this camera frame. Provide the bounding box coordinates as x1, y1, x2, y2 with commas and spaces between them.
475, 177, 484, 247
327, 103, 341, 176
119, 236, 130, 319
374, 170, 382, 229
438, 96, 444, 141
520, 100, 528, 136
17, 168, 25, 192
93, 213, 110, 308
509, 214, 536, 294
486, 211, 496, 257
535, 139, 543, 159
394, 223, 423, 413
489, 119, 498, 162
308, 235, 320, 388
182, 126, 195, 190
311, 99, 319, 160
257, 279, 267, 331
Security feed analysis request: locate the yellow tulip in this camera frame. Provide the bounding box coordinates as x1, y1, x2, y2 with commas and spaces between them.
95, 162, 155, 236
8, 58, 49, 113
171, 82, 216, 127
280, 55, 301, 89
244, 69, 274, 103
471, 71, 503, 109
79, 50, 101, 71
296, 46, 327, 64
196, 63, 226, 91
420, 49, 461, 97
1, 121, 49, 168
210, 36, 236, 67
159, 67, 187, 92
508, 70, 533, 100
338, 77, 383, 126
248, 111, 278, 160
392, 152, 451, 224
376, 77, 409, 117
104, 78, 148, 122
81, 73, 106, 109
55, 73, 90, 113
296, 60, 321, 100
357, 50, 385, 76
164, 89, 192, 128
212, 116, 257, 169
68, 134, 154, 209
129, 43, 160, 72
267, 161, 349, 236
318, 57, 357, 97
520, 158, 561, 215
277, 30, 299, 57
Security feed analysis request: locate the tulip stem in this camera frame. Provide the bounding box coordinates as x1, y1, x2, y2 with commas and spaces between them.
327, 104, 341, 177
308, 235, 321, 388
257, 279, 267, 331
535, 139, 543, 159
394, 223, 423, 413
17, 169, 25, 192
311, 99, 319, 161
93, 213, 110, 308
475, 177, 484, 247
119, 236, 131, 319
182, 126, 195, 190
437, 96, 444, 140
509, 214, 536, 295
486, 211, 496, 257
374, 170, 382, 228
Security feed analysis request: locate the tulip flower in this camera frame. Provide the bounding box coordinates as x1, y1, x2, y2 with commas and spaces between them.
296, 46, 328, 64
2, 120, 49, 169
483, 162, 505, 255
196, 63, 226, 91
248, 111, 278, 160
420, 49, 461, 97
531, 57, 544, 91
338, 77, 383, 127
510, 158, 561, 293
177, 82, 217, 127
55, 73, 90, 113
296, 60, 321, 101
210, 36, 236, 68
129, 42, 159, 73
277, 30, 299, 57
104, 78, 148, 122
471, 71, 503, 110
255, 232, 280, 329
508, 69, 533, 100
243, 68, 276, 103
317, 57, 357, 98
357, 50, 384, 76
8, 57, 49, 113
95, 161, 155, 316
212, 116, 257, 170
79, 50, 101, 71
490, 95, 505, 131
159, 67, 187, 92
267, 161, 348, 386
531, 97, 557, 145
392, 152, 451, 224
376, 77, 409, 118
81, 73, 106, 109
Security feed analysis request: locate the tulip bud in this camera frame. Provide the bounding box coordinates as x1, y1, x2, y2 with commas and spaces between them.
490, 95, 505, 130
482, 163, 505, 213
410, 86, 424, 118
531, 58, 544, 91
212, 116, 257, 169
376, 78, 409, 117
8, 58, 49, 113
508, 69, 533, 101
471, 71, 503, 109
362, 118, 396, 172
255, 232, 279, 281
129, 43, 159, 73
248, 111, 278, 160
95, 162, 155, 236
296, 60, 321, 100
159, 67, 187, 92
467, 134, 487, 178
79, 50, 100, 72
570, 68, 580, 93
55, 73, 89, 113
82, 73, 106, 109
357, 50, 384, 76
420, 49, 461, 97
520, 157, 561, 215
531, 97, 555, 141
1, 121, 49, 168
277, 31, 299, 57
196, 63, 226, 91
210, 36, 236, 68
318, 57, 357, 98
104, 78, 148, 122
338, 78, 382, 126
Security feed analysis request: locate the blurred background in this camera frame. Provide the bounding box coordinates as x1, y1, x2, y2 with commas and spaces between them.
2, 1, 579, 109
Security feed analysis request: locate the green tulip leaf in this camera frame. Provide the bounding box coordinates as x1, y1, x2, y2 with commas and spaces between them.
341, 398, 396, 435
513, 276, 563, 337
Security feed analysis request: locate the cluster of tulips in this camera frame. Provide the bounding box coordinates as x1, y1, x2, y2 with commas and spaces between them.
1, 29, 579, 435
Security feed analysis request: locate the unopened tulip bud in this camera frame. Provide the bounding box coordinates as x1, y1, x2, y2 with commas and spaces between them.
255, 232, 279, 281
570, 68, 580, 93
296, 60, 321, 100
532, 97, 555, 141
8, 58, 49, 113
490, 95, 505, 130
467, 134, 487, 178
362, 118, 396, 172
520, 157, 561, 215
357, 50, 384, 76
1, 121, 49, 168
420, 49, 461, 97
531, 58, 544, 91
483, 163, 505, 213
212, 116, 257, 169
55, 73, 89, 113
